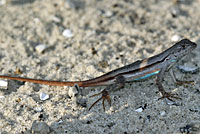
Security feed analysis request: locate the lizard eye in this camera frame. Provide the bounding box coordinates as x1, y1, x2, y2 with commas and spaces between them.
182, 44, 186, 49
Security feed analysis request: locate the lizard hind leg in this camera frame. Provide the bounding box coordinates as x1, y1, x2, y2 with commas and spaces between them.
88, 75, 125, 111
88, 89, 111, 111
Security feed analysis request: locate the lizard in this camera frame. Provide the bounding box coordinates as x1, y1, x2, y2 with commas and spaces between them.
0, 39, 197, 111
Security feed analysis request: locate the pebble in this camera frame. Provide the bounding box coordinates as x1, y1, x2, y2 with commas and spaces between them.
177, 65, 198, 73
40, 92, 49, 101
35, 44, 47, 53
0, 0, 6, 5
34, 107, 43, 112
104, 10, 113, 17
166, 99, 175, 105
135, 107, 143, 112
170, 7, 180, 17
171, 35, 181, 42
0, 80, 8, 89
57, 119, 63, 124
62, 29, 74, 38
0, 96, 5, 99
31, 121, 50, 134
160, 111, 166, 116
68, 86, 78, 97
33, 17, 40, 24
51, 15, 61, 23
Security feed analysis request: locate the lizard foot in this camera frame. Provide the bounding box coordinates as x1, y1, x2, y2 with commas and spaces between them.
176, 80, 194, 85
88, 89, 111, 111
158, 91, 182, 102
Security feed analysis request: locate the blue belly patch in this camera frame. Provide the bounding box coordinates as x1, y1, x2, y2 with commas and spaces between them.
170, 59, 176, 62
134, 70, 160, 81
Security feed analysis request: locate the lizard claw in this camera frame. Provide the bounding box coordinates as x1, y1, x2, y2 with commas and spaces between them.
88, 90, 111, 111
158, 92, 182, 101
176, 80, 194, 85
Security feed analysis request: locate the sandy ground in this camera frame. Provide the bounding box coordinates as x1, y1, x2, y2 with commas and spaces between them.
0, 0, 200, 133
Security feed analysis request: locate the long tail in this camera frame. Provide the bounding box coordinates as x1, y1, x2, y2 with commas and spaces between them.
0, 75, 84, 87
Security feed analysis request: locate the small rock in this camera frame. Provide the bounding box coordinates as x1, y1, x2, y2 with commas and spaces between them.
171, 35, 181, 42
40, 92, 49, 101
0, 80, 8, 89
57, 119, 63, 124
0, 0, 6, 5
62, 29, 73, 38
51, 16, 61, 23
171, 7, 180, 17
34, 107, 43, 112
0, 96, 5, 99
31, 121, 50, 134
68, 86, 78, 98
135, 107, 143, 112
160, 111, 166, 116
166, 99, 175, 105
35, 44, 47, 54
104, 10, 113, 17
177, 65, 198, 73
34, 18, 40, 24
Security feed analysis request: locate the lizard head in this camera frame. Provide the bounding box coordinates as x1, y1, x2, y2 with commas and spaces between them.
170, 39, 197, 60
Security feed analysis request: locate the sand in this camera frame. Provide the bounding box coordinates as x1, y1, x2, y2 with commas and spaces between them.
0, 0, 199, 133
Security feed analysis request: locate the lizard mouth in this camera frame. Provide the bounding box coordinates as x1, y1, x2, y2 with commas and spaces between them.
191, 42, 197, 50
189, 40, 197, 50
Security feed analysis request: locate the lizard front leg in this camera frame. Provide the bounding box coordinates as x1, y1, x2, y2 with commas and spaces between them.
89, 75, 126, 111
156, 67, 181, 101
